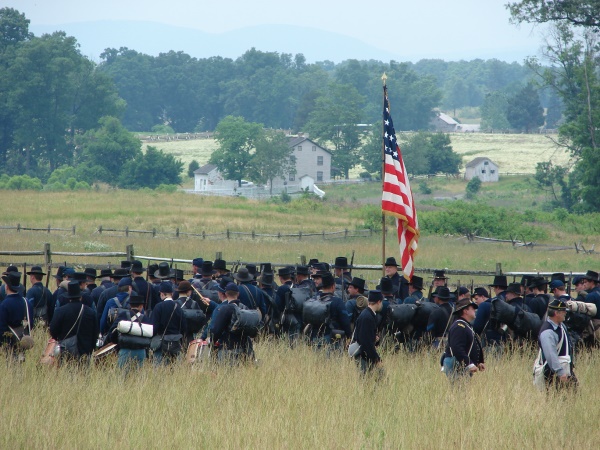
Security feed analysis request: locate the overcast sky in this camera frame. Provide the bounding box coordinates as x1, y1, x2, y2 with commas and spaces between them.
6, 0, 544, 61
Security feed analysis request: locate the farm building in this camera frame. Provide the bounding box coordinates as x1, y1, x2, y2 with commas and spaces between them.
465, 157, 499, 182
430, 112, 459, 132
193, 164, 227, 191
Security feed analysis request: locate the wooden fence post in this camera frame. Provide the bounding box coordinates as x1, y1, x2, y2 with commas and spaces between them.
216, 252, 222, 261
98, 225, 103, 234
72, 225, 76, 235
125, 226, 129, 237
202, 231, 206, 240
299, 230, 302, 241
252, 230, 255, 239
17, 223, 20, 232
126, 244, 134, 261
495, 262, 502, 275
176, 228, 179, 238
152, 228, 156, 238
345, 228, 348, 238
44, 243, 52, 268
47, 224, 51, 234
227, 229, 230, 240
300, 255, 306, 265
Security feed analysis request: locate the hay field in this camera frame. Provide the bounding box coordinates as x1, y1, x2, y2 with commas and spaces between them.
146, 133, 572, 176
1, 331, 599, 448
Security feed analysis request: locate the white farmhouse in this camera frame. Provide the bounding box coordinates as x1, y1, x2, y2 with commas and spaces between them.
465, 157, 499, 182
193, 164, 224, 191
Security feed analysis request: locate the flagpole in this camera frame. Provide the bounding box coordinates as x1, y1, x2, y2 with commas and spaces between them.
381, 73, 387, 277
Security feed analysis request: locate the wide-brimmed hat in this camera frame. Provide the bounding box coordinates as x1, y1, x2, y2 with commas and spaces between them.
112, 268, 130, 279
96, 268, 113, 279
548, 298, 568, 311
84, 268, 97, 279
26, 266, 46, 276
433, 286, 454, 300
432, 270, 448, 280
296, 265, 310, 276
64, 281, 82, 299
453, 298, 478, 315
154, 262, 171, 280
520, 275, 534, 287
260, 263, 273, 274
384, 257, 399, 267
120, 260, 132, 269
170, 269, 184, 281
505, 283, 522, 295
3, 265, 19, 275
551, 272, 566, 284
214, 259, 227, 271
72, 272, 88, 282
377, 277, 394, 295
129, 293, 145, 305
321, 273, 335, 289
408, 275, 424, 291
177, 281, 193, 292
489, 275, 508, 288
368, 290, 383, 303
259, 272, 274, 287
308, 259, 319, 267
583, 270, 600, 282
201, 261, 216, 276
348, 277, 366, 292
278, 266, 293, 277
130, 260, 145, 273
1, 272, 21, 290
234, 268, 254, 282
53, 266, 67, 280
333, 257, 350, 269
530, 276, 548, 289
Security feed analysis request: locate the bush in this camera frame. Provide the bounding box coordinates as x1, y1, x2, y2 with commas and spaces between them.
418, 181, 432, 195
188, 160, 200, 178
155, 184, 178, 193
151, 124, 175, 134
465, 177, 482, 199
1, 175, 43, 190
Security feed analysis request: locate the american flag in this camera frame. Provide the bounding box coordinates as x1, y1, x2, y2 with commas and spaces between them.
381, 84, 419, 281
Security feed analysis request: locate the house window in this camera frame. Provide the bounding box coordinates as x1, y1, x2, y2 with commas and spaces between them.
481, 169, 486, 174
312, 146, 317, 151
490, 170, 496, 174
317, 156, 323, 166
297, 145, 302, 151
317, 171, 323, 181
289, 174, 295, 181
484, 161, 489, 166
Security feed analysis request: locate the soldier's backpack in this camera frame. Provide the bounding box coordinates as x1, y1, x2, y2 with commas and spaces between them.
302, 295, 333, 327
107, 297, 130, 327
179, 298, 207, 334
285, 287, 311, 313
512, 308, 542, 336
412, 301, 439, 329
200, 289, 220, 303
388, 303, 417, 329
491, 298, 517, 325
229, 303, 261, 338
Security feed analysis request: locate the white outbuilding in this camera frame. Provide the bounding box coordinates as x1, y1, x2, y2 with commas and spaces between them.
464, 157, 499, 182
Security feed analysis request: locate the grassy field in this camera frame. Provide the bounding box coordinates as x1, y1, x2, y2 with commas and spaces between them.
146, 133, 572, 177
1, 331, 598, 448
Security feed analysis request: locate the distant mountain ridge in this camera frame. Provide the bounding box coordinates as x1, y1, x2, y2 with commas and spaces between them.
29, 21, 533, 63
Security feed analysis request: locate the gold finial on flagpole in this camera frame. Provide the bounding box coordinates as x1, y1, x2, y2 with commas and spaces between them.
381, 73, 387, 85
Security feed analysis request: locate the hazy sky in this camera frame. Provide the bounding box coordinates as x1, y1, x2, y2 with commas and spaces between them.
6, 0, 544, 61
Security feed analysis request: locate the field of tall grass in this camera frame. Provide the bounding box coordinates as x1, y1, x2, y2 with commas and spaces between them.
1, 329, 598, 448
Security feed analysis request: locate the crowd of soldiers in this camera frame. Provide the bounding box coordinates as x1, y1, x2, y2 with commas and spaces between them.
1, 255, 598, 389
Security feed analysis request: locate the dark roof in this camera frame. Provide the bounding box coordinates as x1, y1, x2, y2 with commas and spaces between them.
465, 157, 498, 169
287, 136, 332, 155
193, 164, 218, 175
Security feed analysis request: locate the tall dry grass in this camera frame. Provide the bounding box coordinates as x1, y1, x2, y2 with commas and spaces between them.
1, 327, 598, 448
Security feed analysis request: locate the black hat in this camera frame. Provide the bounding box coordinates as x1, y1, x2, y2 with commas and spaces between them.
433, 286, 454, 300
384, 257, 400, 267
433, 270, 448, 280
3, 265, 18, 275
26, 266, 46, 276
530, 276, 548, 289
72, 272, 88, 282
112, 268, 130, 279
216, 276, 233, 293
505, 283, 522, 295
453, 298, 478, 315
121, 260, 132, 269
348, 277, 366, 292
84, 268, 97, 279
489, 275, 508, 288
320, 273, 335, 289
333, 257, 350, 269
246, 264, 257, 276
214, 259, 227, 271
583, 270, 599, 282
368, 290, 383, 303
378, 277, 394, 295
234, 268, 254, 282
296, 265, 310, 276
520, 275, 534, 287
308, 259, 319, 267
97, 268, 113, 279
473, 287, 489, 298
130, 260, 145, 273
201, 261, 216, 276
129, 293, 145, 305
153, 262, 171, 280
408, 275, 424, 291
260, 263, 273, 274
1, 272, 21, 290
313, 263, 328, 273
259, 272, 274, 287
278, 266, 293, 277
147, 264, 159, 277
192, 258, 204, 267
170, 269, 184, 281
53, 266, 67, 280
64, 281, 82, 299
551, 272, 566, 284
548, 298, 568, 311
177, 281, 193, 293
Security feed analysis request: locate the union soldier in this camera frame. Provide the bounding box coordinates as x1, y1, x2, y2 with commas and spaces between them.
426, 286, 455, 348
190, 258, 204, 280
295, 265, 315, 293
353, 290, 384, 377
345, 277, 368, 325
175, 281, 202, 345
0, 271, 33, 360
47, 266, 67, 322
235, 267, 267, 316
191, 261, 218, 291
472, 287, 503, 347
441, 298, 484, 383
333, 256, 352, 296
100, 277, 133, 335
96, 268, 131, 325
25, 266, 52, 323
528, 277, 551, 320
213, 259, 230, 281
489, 275, 508, 301
84, 268, 97, 292
276, 266, 301, 344
0, 265, 24, 301
91, 268, 114, 310
505, 282, 531, 311
384, 257, 409, 301
152, 282, 186, 364
403, 275, 425, 304
200, 277, 233, 341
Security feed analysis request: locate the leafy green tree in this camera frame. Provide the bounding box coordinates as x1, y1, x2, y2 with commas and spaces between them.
428, 133, 462, 174
398, 132, 461, 175
188, 160, 200, 178
465, 177, 482, 199
443, 76, 468, 116
76, 116, 142, 183
247, 130, 295, 194
359, 122, 384, 176
480, 92, 511, 130
506, 82, 545, 132
305, 82, 364, 179
508, 1, 600, 30
209, 116, 263, 186
0, 7, 31, 51
118, 146, 183, 189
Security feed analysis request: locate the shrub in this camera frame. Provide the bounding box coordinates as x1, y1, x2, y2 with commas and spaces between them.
418, 181, 432, 195
151, 124, 175, 134
465, 177, 482, 199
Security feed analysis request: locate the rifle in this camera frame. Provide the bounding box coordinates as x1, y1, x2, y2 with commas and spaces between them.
23, 262, 27, 293
144, 262, 151, 312
349, 250, 355, 277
